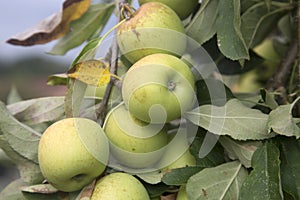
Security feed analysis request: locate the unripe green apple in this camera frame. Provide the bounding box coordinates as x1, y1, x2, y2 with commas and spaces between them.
103, 103, 168, 169
122, 53, 196, 124
117, 2, 186, 63
156, 129, 196, 170
253, 38, 280, 80
38, 118, 109, 192
177, 184, 188, 200
164, 149, 196, 171
91, 172, 150, 200
138, 0, 199, 19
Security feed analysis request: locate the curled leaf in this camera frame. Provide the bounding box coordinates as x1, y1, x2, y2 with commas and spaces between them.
21, 184, 58, 194
7, 0, 91, 46
268, 97, 300, 138
0, 101, 41, 163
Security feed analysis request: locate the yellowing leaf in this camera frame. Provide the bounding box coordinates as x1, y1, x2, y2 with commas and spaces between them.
67, 60, 118, 86
7, 0, 91, 46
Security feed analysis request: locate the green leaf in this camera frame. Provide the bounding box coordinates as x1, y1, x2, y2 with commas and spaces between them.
7, 97, 65, 125
0, 135, 29, 164
234, 93, 261, 108
71, 18, 125, 65
195, 79, 234, 106
219, 136, 263, 168
135, 170, 164, 184
0, 101, 41, 163
186, 0, 218, 44
65, 79, 87, 118
0, 179, 27, 200
241, 3, 289, 48
18, 162, 43, 184
260, 89, 278, 110
190, 132, 225, 167
216, 0, 249, 60
240, 0, 257, 13
216, 50, 263, 75
162, 166, 203, 186
72, 38, 102, 65
280, 138, 300, 199
240, 142, 283, 199
143, 182, 169, 199
47, 73, 68, 86
186, 161, 248, 200
184, 99, 273, 140
6, 85, 22, 105
268, 98, 300, 138
49, 3, 114, 55
278, 14, 294, 41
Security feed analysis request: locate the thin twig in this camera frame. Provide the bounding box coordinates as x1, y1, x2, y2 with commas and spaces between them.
296, 0, 300, 116
96, 1, 123, 126
298, 0, 300, 89
266, 40, 298, 92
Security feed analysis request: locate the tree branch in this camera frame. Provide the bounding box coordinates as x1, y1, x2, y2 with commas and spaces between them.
96, 1, 122, 126
298, 0, 300, 89
266, 40, 298, 92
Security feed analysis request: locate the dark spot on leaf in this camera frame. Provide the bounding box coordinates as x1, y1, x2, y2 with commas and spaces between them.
202, 188, 207, 197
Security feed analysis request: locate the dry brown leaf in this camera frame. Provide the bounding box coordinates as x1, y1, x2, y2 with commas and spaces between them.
77, 180, 96, 199
7, 0, 91, 46
161, 193, 177, 200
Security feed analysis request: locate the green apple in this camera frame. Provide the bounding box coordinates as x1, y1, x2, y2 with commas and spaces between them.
38, 118, 109, 192
177, 184, 188, 200
164, 149, 196, 171
122, 53, 196, 124
253, 38, 281, 80
117, 2, 186, 63
138, 0, 199, 19
91, 172, 150, 200
103, 102, 168, 169
156, 129, 196, 170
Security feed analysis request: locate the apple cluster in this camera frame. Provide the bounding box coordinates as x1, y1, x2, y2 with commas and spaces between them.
37, 0, 198, 198
104, 1, 198, 169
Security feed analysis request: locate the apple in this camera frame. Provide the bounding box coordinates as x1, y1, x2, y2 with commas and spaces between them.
122, 53, 196, 124
177, 184, 188, 200
91, 172, 150, 200
253, 38, 280, 80
138, 0, 199, 19
103, 102, 168, 169
38, 118, 109, 192
235, 38, 281, 93
156, 129, 196, 170
117, 2, 186, 64
164, 149, 196, 171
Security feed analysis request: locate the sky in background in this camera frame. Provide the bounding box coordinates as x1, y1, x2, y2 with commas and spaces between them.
0, 0, 134, 64
0, 0, 74, 63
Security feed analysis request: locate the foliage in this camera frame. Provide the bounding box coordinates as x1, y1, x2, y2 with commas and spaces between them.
1, 0, 299, 199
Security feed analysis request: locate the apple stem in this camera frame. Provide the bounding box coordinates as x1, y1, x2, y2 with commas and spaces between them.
120, 1, 135, 20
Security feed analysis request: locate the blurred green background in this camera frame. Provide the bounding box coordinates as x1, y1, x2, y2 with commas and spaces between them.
0, 55, 69, 191
0, 56, 68, 102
